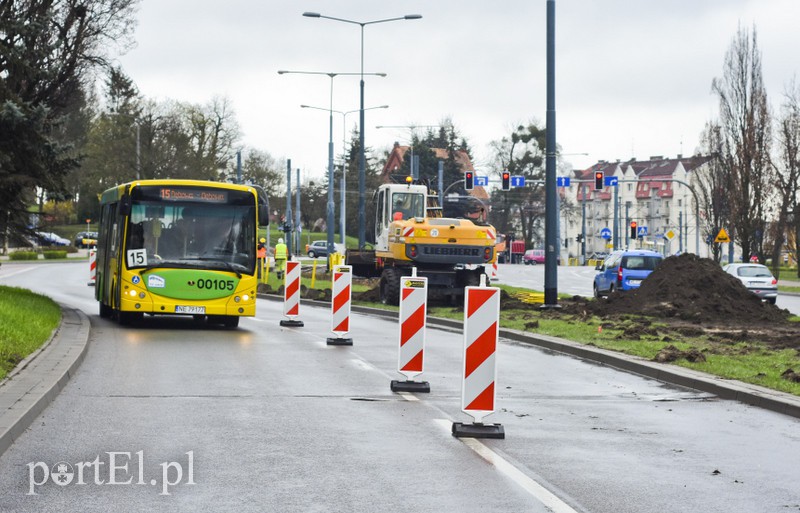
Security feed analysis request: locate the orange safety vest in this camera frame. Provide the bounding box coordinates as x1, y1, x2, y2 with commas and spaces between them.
257, 246, 267, 259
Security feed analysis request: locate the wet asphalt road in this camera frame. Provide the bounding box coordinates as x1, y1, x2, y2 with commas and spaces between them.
0, 262, 799, 512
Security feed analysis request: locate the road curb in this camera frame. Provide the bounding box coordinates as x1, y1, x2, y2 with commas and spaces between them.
259, 293, 800, 419
0, 307, 91, 457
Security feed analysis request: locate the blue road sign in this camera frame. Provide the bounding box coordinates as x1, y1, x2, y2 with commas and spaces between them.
510, 175, 525, 187
600, 227, 612, 240
604, 176, 619, 186
556, 176, 571, 187
637, 226, 648, 237
474, 176, 489, 186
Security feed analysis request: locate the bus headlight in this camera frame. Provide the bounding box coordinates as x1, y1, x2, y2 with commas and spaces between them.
129, 290, 137, 297
234, 296, 241, 303
242, 294, 250, 301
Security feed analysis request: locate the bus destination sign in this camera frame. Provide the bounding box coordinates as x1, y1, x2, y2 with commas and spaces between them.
158, 188, 228, 203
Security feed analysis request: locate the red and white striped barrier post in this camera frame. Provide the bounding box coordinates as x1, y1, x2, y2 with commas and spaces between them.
87, 249, 97, 286
453, 274, 504, 439
390, 268, 430, 393
326, 264, 353, 346
279, 260, 304, 327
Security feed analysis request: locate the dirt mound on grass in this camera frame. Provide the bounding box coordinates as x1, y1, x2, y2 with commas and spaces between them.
582, 253, 790, 326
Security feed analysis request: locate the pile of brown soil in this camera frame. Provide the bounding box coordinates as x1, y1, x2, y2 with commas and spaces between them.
579, 253, 790, 326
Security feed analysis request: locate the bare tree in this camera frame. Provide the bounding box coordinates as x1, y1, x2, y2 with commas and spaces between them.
772, 80, 800, 277
711, 25, 773, 262
694, 122, 731, 262
239, 148, 283, 197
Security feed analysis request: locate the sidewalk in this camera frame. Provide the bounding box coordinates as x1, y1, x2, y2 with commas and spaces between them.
0, 307, 91, 456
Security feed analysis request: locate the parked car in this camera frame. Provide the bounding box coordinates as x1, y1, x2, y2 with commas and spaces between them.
306, 240, 329, 258
722, 263, 778, 304
523, 249, 545, 265
74, 231, 98, 248
522, 249, 560, 265
34, 231, 70, 247
593, 249, 663, 298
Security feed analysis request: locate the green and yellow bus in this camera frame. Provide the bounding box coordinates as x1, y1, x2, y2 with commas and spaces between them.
95, 179, 269, 328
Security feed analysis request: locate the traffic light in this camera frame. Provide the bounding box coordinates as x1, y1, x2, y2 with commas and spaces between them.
630, 221, 638, 239
594, 171, 604, 191
501, 171, 511, 191
464, 171, 474, 190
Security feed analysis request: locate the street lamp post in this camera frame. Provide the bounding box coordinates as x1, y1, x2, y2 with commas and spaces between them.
301, 104, 389, 243
303, 11, 422, 249
278, 70, 384, 259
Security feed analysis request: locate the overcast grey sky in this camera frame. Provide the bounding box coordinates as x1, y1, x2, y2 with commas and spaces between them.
116, 0, 799, 180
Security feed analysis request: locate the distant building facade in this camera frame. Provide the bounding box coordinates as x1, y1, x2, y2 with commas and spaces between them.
564, 155, 713, 262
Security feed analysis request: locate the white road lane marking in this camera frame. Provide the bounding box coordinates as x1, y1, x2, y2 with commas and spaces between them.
350, 358, 382, 374
434, 419, 580, 513
0, 266, 37, 279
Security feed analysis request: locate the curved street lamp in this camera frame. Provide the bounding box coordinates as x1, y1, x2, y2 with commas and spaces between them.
303, 11, 422, 249
300, 104, 390, 243
278, 70, 385, 257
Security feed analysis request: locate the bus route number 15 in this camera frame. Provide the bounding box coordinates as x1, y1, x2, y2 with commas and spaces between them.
127, 249, 147, 268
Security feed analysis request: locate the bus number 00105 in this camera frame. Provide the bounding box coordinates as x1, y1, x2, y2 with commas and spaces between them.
196, 279, 235, 291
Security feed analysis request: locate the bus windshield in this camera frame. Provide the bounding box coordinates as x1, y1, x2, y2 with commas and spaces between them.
125, 192, 256, 274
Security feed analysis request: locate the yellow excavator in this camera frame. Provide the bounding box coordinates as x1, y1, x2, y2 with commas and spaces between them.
346, 179, 497, 305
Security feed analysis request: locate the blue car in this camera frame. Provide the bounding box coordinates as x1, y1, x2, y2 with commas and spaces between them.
593, 249, 663, 298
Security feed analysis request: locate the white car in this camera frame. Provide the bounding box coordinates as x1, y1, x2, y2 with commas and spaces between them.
722, 263, 778, 304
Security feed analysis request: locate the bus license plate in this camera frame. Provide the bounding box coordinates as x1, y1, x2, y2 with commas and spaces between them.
176, 305, 205, 314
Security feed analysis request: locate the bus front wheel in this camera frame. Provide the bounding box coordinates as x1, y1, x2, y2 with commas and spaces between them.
99, 302, 113, 319
118, 310, 142, 326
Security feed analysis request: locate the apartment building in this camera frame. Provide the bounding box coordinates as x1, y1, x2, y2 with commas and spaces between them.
563, 155, 713, 262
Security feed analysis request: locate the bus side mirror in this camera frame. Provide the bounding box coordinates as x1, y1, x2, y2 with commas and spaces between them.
253, 186, 270, 227
119, 195, 131, 216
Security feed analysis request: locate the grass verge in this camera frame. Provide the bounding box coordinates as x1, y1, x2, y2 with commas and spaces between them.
0, 286, 62, 381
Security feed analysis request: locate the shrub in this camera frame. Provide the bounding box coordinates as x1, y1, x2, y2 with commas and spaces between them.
43, 250, 68, 260
9, 251, 38, 261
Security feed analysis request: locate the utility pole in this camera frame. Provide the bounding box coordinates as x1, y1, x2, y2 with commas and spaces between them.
295, 168, 302, 256
285, 159, 293, 257
581, 184, 587, 264
437, 161, 444, 205
542, 0, 559, 307
236, 150, 242, 184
